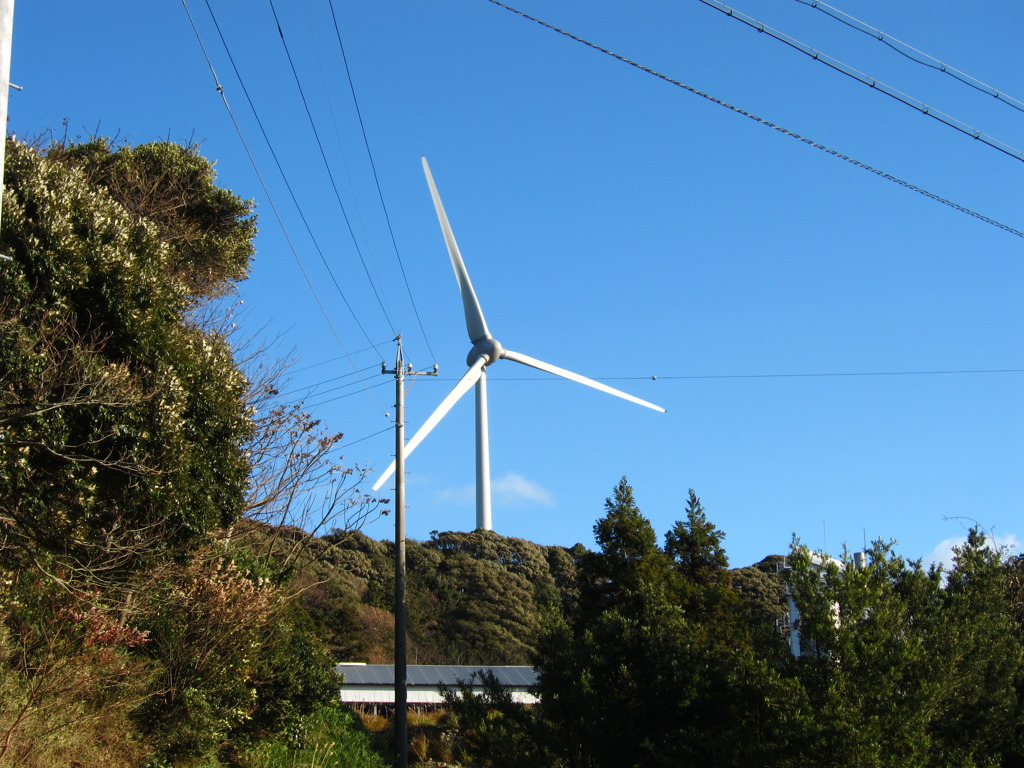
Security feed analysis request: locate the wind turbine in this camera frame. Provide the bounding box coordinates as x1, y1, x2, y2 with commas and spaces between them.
373, 157, 665, 531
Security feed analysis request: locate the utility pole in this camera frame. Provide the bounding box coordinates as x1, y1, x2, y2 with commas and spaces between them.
0, 0, 15, 237
381, 336, 436, 768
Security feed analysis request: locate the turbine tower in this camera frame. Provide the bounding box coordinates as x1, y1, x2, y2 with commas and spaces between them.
373, 158, 665, 531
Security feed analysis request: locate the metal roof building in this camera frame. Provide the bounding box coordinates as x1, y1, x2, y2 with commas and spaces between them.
336, 663, 539, 705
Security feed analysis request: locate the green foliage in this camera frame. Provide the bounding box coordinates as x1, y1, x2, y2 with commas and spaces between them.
730, 558, 790, 659
440, 670, 552, 767
237, 703, 388, 768
665, 488, 729, 583
787, 531, 1024, 767
591, 477, 659, 567
422, 531, 562, 665
46, 139, 256, 298
308, 528, 578, 666
0, 137, 358, 767
131, 548, 341, 764
0, 139, 253, 578
0, 575, 154, 767
537, 479, 805, 768
576, 477, 672, 622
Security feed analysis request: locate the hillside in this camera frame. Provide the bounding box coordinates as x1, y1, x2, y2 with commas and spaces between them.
288, 526, 790, 667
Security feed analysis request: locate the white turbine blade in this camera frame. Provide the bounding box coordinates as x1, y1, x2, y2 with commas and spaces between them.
422, 157, 491, 344
372, 356, 489, 491
502, 348, 666, 413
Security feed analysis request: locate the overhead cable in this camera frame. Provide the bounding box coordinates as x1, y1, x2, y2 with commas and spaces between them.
289, 341, 393, 373
791, 0, 1024, 116
465, 368, 1024, 383
200, 0, 384, 358
267, 0, 398, 336
483, 0, 1024, 240
622, 368, 1024, 381
277, 362, 382, 398
300, 0, 391, 316
307, 379, 393, 409
340, 426, 395, 449
326, 0, 439, 363
696, 0, 1024, 163
181, 0, 390, 416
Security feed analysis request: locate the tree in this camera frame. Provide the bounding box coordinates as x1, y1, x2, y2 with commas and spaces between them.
45, 138, 256, 298
132, 548, 339, 762
0, 135, 258, 764
575, 477, 671, 622
1005, 552, 1024, 767
932, 531, 1022, 766
0, 137, 366, 765
665, 488, 729, 584
536, 480, 806, 768
441, 670, 553, 768
786, 533, 1024, 767
730, 556, 791, 660
0, 138, 254, 586
224, 324, 383, 574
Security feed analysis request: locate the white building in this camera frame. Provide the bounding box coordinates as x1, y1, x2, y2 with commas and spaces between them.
782, 549, 867, 657
336, 663, 539, 707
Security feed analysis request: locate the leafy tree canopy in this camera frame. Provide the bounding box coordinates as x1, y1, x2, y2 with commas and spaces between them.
45, 138, 256, 298
0, 138, 353, 766
0, 138, 255, 578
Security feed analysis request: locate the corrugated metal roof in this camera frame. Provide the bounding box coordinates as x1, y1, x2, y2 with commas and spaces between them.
336, 664, 538, 688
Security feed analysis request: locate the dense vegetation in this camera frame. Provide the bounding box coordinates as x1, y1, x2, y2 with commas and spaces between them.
287, 480, 1024, 768
431, 481, 1024, 768
2, 137, 1022, 768
0, 138, 384, 768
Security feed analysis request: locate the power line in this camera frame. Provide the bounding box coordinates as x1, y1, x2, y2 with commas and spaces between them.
289, 341, 392, 373
340, 426, 395, 449
696, 0, 1024, 163
266, 0, 398, 336
300, 0, 392, 319
181, 0, 390, 416
791, 0, 1024, 116
200, 0, 384, 358
277, 362, 382, 398
482, 0, 1024, 239
306, 378, 393, 409
633, 368, 1024, 381
436, 367, 1024, 382
326, 0, 439, 364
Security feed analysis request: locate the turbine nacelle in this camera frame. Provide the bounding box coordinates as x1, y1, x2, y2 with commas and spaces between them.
469, 336, 504, 367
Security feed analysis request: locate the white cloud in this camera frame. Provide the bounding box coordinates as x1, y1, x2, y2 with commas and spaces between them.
436, 473, 555, 509
928, 532, 1021, 572
436, 484, 475, 505
493, 473, 555, 508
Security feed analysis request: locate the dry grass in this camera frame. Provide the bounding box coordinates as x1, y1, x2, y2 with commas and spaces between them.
353, 709, 458, 765
358, 713, 390, 733
408, 709, 445, 727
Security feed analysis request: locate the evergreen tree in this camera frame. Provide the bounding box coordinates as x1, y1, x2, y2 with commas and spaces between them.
665, 488, 729, 583
0, 138, 255, 578
787, 532, 1024, 767
536, 480, 805, 768
576, 476, 671, 621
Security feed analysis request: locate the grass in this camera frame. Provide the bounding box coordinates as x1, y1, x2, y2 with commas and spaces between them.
239, 704, 389, 768
352, 709, 457, 765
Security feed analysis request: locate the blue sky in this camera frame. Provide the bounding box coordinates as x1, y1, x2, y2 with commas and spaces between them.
9, 0, 1021, 568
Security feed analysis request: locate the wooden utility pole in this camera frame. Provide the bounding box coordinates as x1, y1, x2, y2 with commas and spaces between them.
381, 336, 435, 768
